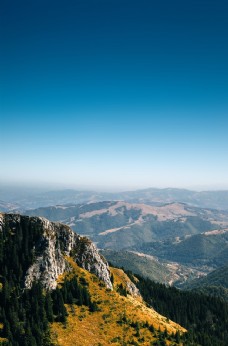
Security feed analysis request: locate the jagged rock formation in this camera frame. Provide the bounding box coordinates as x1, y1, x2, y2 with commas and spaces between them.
0, 213, 113, 290
126, 278, 141, 297
72, 236, 113, 290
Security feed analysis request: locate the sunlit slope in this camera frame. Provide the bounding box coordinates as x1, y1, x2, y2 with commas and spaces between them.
51, 258, 186, 346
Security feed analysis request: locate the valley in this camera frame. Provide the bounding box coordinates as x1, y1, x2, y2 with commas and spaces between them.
1, 189, 228, 344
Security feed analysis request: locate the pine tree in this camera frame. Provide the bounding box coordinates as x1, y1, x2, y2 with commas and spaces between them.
45, 292, 54, 322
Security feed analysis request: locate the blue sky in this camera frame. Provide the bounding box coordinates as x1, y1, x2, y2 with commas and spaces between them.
1, 0, 228, 190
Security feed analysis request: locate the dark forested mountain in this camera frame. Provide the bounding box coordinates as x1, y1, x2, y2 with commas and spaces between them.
193, 264, 228, 288
0, 212, 186, 345
0, 212, 111, 345
182, 265, 228, 301
130, 272, 228, 346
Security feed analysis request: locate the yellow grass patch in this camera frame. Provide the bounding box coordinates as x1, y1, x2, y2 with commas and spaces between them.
51, 259, 186, 345
0, 337, 7, 344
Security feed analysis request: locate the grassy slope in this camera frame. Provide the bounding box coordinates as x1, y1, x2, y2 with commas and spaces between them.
51, 259, 186, 346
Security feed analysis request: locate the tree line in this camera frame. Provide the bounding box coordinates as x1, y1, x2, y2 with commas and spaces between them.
0, 216, 97, 345
126, 271, 228, 346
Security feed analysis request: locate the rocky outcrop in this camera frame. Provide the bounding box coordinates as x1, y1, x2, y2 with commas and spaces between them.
126, 279, 141, 297
72, 236, 113, 289
0, 213, 4, 231
0, 213, 113, 290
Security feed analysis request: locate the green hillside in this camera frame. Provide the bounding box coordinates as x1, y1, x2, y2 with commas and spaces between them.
101, 250, 172, 284
134, 231, 228, 267
101, 250, 203, 286
183, 265, 228, 301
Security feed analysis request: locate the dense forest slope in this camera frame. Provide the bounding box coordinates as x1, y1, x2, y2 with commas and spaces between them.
130, 272, 228, 346
182, 265, 228, 301
0, 213, 185, 346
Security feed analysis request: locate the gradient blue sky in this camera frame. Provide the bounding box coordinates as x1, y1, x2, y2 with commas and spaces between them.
1, 0, 228, 190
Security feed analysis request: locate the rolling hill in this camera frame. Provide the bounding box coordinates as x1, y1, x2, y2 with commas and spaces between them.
25, 201, 228, 252
182, 265, 228, 301
101, 249, 205, 286
133, 229, 228, 269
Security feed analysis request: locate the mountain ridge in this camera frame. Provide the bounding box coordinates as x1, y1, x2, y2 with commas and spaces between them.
2, 187, 228, 210
0, 212, 186, 345
182, 264, 228, 300
25, 200, 228, 251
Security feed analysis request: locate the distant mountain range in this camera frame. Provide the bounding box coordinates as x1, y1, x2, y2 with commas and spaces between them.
25, 201, 228, 251
2, 187, 228, 307
0, 200, 21, 212
1, 187, 228, 210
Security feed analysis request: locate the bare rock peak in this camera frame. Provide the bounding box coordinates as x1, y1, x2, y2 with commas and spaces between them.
2, 213, 113, 290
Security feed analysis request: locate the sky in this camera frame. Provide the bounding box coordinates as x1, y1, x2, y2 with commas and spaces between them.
1, 0, 228, 191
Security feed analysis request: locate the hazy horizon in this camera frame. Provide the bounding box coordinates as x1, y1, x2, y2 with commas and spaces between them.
1, 181, 228, 194
1, 1, 228, 191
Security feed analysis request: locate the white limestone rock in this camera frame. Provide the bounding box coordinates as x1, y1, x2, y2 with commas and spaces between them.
126, 280, 141, 297
2, 213, 113, 290
73, 236, 113, 290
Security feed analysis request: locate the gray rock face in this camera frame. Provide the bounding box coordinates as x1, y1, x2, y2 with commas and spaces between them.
73, 237, 113, 289
1, 213, 113, 290
0, 213, 4, 231
126, 280, 141, 297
